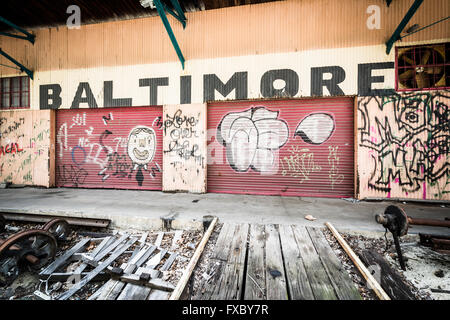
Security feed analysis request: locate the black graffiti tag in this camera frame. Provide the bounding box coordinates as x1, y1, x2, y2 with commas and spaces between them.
57, 164, 88, 187
358, 91, 450, 196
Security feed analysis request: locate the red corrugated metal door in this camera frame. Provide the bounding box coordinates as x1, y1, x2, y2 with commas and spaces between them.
207, 98, 354, 197
56, 107, 163, 190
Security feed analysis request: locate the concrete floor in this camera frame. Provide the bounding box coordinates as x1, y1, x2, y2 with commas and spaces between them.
0, 187, 449, 235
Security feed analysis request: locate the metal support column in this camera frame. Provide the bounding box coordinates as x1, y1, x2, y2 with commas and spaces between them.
385, 0, 424, 54
153, 0, 186, 69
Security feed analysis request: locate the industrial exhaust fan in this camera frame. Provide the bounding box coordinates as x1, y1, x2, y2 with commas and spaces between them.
397, 44, 447, 90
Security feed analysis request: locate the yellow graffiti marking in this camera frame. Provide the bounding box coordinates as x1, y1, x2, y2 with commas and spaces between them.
281, 145, 321, 183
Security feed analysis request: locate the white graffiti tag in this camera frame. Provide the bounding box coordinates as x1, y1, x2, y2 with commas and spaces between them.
217, 107, 289, 174
295, 113, 335, 145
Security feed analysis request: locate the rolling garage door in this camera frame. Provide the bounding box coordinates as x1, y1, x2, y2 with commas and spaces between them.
56, 107, 163, 190
207, 98, 354, 198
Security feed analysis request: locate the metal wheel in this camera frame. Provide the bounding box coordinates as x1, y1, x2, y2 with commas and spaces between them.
0, 229, 57, 285
42, 218, 70, 241
384, 205, 409, 236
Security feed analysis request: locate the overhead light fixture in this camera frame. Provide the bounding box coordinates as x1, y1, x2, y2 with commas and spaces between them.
140, 0, 156, 9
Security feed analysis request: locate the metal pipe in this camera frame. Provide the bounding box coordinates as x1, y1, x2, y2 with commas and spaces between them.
431, 238, 450, 249
408, 217, 450, 228
1, 212, 110, 228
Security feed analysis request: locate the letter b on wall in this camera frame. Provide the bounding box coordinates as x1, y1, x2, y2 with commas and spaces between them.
40, 84, 62, 109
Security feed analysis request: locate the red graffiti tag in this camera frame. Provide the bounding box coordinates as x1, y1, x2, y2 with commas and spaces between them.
0, 143, 24, 157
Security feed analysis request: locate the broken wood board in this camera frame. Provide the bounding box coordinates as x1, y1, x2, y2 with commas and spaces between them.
358, 249, 416, 300
57, 237, 137, 300
40, 238, 91, 276
170, 217, 217, 300
118, 275, 175, 291
95, 245, 157, 300
307, 227, 361, 300
325, 222, 390, 300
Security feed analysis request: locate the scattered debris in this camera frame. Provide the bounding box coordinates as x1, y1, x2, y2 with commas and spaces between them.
325, 222, 390, 300
0, 218, 204, 300
322, 225, 448, 300
304, 215, 316, 221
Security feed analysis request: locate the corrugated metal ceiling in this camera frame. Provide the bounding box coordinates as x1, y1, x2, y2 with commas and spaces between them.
0, 0, 281, 31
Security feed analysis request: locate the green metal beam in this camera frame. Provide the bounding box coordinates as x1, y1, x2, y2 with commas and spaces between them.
0, 48, 33, 79
169, 0, 187, 23
0, 16, 35, 44
154, 0, 185, 69
162, 2, 186, 29
385, 0, 423, 54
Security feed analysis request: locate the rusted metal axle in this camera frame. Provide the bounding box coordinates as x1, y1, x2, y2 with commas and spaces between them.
375, 205, 450, 270
0, 239, 41, 265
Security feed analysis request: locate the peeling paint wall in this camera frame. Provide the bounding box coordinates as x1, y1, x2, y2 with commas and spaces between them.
357, 91, 450, 200
163, 104, 207, 193
0, 110, 54, 187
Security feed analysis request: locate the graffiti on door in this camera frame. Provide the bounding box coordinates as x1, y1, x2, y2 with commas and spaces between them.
0, 112, 51, 186
56, 109, 162, 189
216, 107, 289, 174
357, 91, 450, 200
209, 100, 353, 197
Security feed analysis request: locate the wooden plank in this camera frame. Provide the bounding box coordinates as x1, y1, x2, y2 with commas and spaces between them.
43, 272, 109, 282
117, 247, 165, 300
116, 282, 151, 300
145, 249, 167, 268
73, 236, 119, 275
161, 253, 177, 271
93, 233, 129, 261
148, 289, 170, 300
170, 217, 218, 300
325, 222, 390, 300
171, 230, 183, 250
57, 237, 138, 300
40, 238, 90, 275
154, 232, 164, 247
97, 245, 157, 300
139, 232, 149, 243
292, 225, 337, 300
358, 250, 416, 300
264, 224, 288, 300
211, 222, 236, 261
118, 275, 175, 291
307, 227, 361, 300
134, 245, 157, 266
90, 236, 114, 257
135, 268, 160, 278
210, 223, 249, 300
244, 224, 266, 300
193, 222, 235, 300
278, 225, 314, 300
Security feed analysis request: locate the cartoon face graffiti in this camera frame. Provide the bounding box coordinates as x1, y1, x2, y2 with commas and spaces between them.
127, 126, 156, 166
